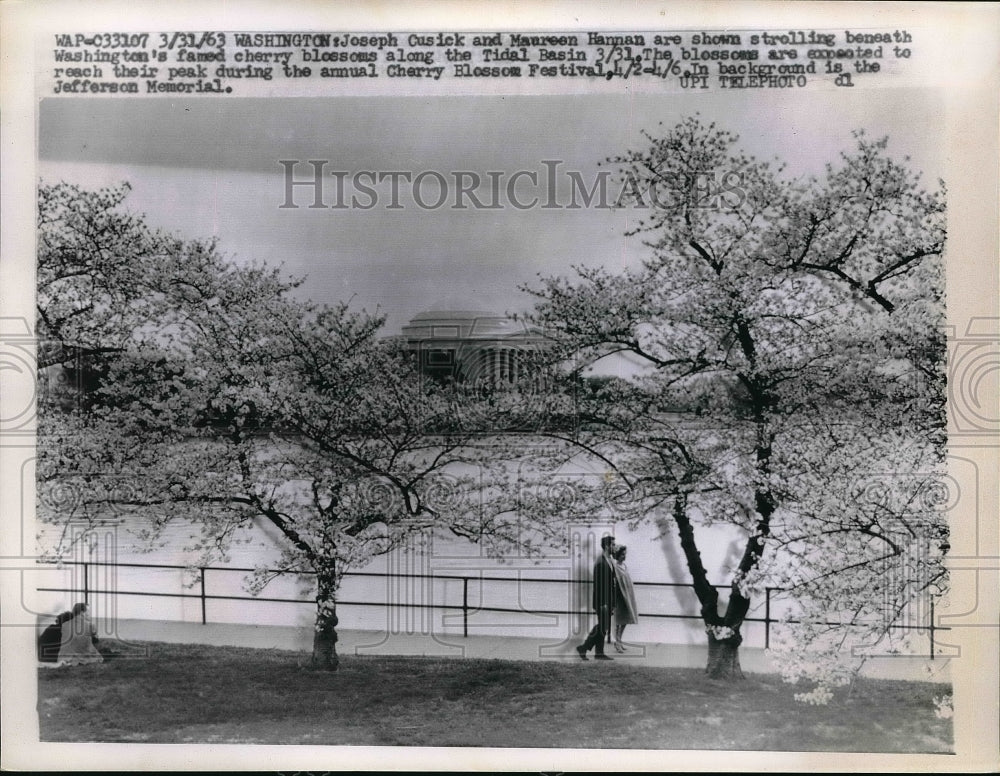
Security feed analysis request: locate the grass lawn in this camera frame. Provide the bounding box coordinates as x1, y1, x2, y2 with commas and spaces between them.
37, 641, 953, 752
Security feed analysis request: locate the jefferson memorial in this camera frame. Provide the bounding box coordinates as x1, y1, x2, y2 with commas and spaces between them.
400, 308, 549, 386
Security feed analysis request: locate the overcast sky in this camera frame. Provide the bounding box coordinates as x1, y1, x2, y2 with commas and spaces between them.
39, 89, 943, 334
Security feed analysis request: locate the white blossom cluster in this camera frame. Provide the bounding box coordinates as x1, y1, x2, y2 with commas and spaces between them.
793, 686, 834, 706
705, 624, 736, 641
932, 694, 954, 720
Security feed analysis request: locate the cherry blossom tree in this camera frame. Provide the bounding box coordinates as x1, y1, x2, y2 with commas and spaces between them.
37, 181, 244, 371
36, 182, 557, 670
525, 117, 948, 689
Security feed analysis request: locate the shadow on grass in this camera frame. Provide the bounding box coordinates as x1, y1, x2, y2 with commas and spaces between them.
37, 641, 953, 752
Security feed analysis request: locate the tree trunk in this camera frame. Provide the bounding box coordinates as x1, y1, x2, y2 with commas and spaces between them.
311, 572, 339, 670
671, 492, 753, 682
705, 628, 744, 680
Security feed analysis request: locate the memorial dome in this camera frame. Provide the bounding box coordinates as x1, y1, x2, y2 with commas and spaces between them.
401, 308, 547, 384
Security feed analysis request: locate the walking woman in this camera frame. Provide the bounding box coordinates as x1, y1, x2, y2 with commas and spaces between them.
612, 545, 639, 652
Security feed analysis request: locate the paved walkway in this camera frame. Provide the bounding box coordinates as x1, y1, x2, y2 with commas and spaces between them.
93, 618, 951, 683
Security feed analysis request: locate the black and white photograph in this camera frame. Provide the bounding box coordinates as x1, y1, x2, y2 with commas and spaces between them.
1, 1, 998, 772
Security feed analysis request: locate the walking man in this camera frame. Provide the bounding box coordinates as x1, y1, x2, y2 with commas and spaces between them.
577, 535, 617, 661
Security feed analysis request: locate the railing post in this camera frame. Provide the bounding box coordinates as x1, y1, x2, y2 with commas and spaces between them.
764, 587, 771, 649
200, 567, 207, 625
462, 577, 468, 638
83, 561, 89, 606
929, 598, 935, 660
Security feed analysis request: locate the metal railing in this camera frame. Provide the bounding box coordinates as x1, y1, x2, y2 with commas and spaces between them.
36, 559, 946, 657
